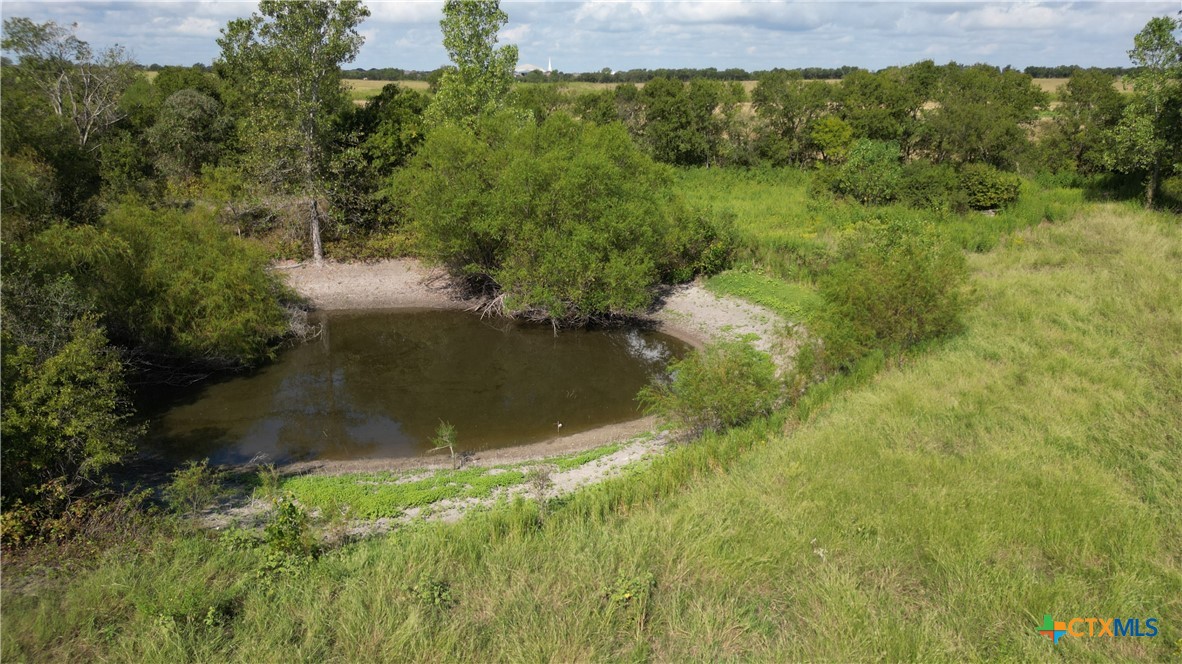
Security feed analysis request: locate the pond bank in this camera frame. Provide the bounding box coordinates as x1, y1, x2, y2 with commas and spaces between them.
277, 257, 786, 354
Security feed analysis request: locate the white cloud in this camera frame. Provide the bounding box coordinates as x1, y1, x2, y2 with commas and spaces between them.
499, 24, 531, 43
3, 1, 1176, 71
174, 17, 222, 37
366, 0, 443, 25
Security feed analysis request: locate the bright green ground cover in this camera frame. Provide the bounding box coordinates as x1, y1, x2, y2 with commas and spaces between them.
4, 202, 1178, 661
705, 269, 825, 322
277, 468, 525, 519
268, 442, 626, 519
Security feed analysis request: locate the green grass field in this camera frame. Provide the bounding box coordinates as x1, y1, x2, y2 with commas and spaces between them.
4, 200, 1178, 661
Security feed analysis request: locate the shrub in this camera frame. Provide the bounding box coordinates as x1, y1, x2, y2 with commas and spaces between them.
30, 201, 291, 366
830, 140, 904, 204
264, 495, 315, 559
661, 206, 736, 283
900, 160, 967, 212
1, 314, 139, 508
959, 163, 1021, 210
638, 341, 779, 438
162, 459, 223, 516
816, 218, 968, 369
1160, 175, 1182, 211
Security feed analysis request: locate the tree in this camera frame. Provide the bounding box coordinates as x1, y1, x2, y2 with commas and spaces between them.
1104, 17, 1181, 207
1, 18, 137, 150
147, 89, 230, 181
922, 64, 1047, 168
639, 77, 705, 165
424, 0, 518, 128
751, 71, 833, 166
838, 64, 935, 158
1045, 69, 1125, 174
216, 0, 370, 263
392, 112, 728, 323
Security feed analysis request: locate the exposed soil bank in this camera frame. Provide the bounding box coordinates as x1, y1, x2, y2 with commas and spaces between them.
278, 258, 785, 352
275, 258, 467, 310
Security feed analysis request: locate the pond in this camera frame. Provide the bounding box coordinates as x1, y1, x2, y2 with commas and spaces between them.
140, 309, 691, 464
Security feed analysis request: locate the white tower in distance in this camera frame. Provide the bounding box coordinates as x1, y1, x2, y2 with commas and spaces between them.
547, 57, 552, 75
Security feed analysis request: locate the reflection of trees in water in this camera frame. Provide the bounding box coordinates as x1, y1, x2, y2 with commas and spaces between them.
154, 311, 693, 462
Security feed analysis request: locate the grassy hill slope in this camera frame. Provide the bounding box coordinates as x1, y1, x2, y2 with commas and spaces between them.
3, 204, 1180, 661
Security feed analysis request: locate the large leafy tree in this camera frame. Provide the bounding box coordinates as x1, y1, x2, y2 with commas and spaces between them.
1104, 16, 1181, 208
216, 0, 370, 263
922, 64, 1047, 168
1045, 69, 1126, 174
751, 70, 833, 166
393, 113, 728, 324
838, 63, 937, 159
424, 0, 518, 128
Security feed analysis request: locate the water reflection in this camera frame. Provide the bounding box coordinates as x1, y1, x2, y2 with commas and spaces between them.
140, 309, 689, 463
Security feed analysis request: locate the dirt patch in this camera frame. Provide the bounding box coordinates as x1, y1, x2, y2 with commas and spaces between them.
652, 283, 788, 355
276, 258, 468, 311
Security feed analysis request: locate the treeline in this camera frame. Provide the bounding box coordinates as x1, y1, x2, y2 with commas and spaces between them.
512, 57, 1179, 209
345, 63, 1138, 83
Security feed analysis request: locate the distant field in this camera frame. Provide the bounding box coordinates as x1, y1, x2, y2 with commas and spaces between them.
344, 78, 430, 102
147, 74, 1104, 103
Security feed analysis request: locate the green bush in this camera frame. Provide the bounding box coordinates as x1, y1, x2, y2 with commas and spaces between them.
815, 218, 968, 370
162, 459, 224, 516
394, 112, 729, 323
0, 314, 139, 509
638, 341, 779, 438
1160, 175, 1182, 211
959, 163, 1021, 210
264, 495, 315, 559
899, 160, 967, 212
830, 140, 904, 205
661, 206, 736, 283
30, 201, 292, 366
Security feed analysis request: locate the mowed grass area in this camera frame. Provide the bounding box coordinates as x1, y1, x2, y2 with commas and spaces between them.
4, 203, 1179, 661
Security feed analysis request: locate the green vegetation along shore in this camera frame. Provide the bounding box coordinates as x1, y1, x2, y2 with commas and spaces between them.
4, 203, 1178, 661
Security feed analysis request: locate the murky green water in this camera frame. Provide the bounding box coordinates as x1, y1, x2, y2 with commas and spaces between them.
141, 309, 690, 464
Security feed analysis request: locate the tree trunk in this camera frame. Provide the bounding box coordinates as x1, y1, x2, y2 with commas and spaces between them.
310, 198, 324, 264
1146, 158, 1159, 209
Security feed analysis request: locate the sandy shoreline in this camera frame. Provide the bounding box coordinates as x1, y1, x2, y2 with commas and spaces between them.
278, 258, 784, 352
274, 258, 785, 470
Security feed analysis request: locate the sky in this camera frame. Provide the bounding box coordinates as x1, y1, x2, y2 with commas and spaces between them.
2, 1, 1179, 72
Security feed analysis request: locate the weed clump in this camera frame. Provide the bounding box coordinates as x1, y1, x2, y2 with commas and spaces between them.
638, 340, 779, 439
812, 217, 969, 370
